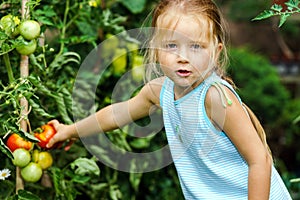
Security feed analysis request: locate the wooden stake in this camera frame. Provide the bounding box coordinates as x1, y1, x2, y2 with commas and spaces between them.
16, 0, 30, 193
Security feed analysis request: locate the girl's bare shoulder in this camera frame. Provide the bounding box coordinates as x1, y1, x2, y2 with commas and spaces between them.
142, 76, 166, 107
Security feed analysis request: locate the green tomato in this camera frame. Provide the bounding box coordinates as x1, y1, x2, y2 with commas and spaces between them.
112, 48, 127, 75
0, 14, 19, 36
105, 33, 119, 49
12, 148, 31, 167
21, 162, 43, 183
126, 42, 139, 54
131, 55, 145, 82
101, 34, 120, 59
19, 20, 40, 40
16, 38, 37, 55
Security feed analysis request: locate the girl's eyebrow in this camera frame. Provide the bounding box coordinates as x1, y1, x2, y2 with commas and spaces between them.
162, 39, 177, 42
189, 40, 200, 43
190, 40, 207, 44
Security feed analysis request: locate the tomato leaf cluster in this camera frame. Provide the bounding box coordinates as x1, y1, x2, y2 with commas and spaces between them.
48, 157, 100, 199
252, 0, 300, 27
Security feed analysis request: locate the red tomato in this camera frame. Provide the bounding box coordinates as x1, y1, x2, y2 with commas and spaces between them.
34, 124, 56, 149
6, 133, 33, 152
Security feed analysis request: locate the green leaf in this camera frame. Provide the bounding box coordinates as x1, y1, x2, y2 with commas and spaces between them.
18, 130, 40, 143
29, 54, 43, 71
90, 183, 109, 191
271, 4, 283, 12
60, 87, 73, 110
54, 93, 73, 124
129, 160, 143, 192
16, 189, 41, 200
71, 175, 91, 184
290, 178, 300, 183
252, 10, 275, 21
48, 167, 64, 196
28, 76, 54, 97
129, 138, 150, 149
285, 0, 299, 8
0, 138, 13, 160
70, 157, 100, 176
89, 145, 117, 168
48, 52, 81, 74
118, 0, 146, 14
28, 98, 54, 118
279, 13, 291, 27
293, 115, 300, 124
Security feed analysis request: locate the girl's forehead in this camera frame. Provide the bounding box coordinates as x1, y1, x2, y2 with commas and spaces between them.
155, 12, 211, 41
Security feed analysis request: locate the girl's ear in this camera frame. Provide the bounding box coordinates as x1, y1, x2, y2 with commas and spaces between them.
214, 43, 223, 59
217, 43, 223, 52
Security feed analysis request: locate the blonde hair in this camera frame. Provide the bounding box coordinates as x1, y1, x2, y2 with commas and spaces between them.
143, 0, 272, 157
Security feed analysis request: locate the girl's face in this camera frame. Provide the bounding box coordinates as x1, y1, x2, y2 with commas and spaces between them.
156, 13, 221, 97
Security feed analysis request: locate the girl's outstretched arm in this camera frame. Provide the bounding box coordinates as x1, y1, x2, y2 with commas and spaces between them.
46, 78, 163, 148
205, 85, 272, 200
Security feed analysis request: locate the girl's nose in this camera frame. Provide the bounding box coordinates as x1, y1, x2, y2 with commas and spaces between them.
177, 47, 189, 64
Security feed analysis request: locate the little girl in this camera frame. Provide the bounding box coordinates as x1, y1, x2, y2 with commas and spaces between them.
47, 0, 292, 199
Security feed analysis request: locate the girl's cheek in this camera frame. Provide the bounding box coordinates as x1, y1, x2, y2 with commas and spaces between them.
157, 51, 169, 63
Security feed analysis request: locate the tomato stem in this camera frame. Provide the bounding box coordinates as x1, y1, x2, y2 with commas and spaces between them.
58, 0, 70, 55
3, 53, 15, 83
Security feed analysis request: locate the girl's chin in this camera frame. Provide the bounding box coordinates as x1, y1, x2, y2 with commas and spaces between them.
175, 77, 203, 87
173, 79, 202, 94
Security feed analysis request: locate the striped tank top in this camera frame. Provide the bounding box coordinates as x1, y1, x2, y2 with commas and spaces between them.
160, 73, 292, 199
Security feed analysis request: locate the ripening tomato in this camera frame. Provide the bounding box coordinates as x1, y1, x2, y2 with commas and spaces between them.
6, 133, 33, 152
32, 150, 53, 170
34, 124, 56, 149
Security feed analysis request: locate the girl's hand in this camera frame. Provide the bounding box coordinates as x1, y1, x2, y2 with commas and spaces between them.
46, 119, 78, 150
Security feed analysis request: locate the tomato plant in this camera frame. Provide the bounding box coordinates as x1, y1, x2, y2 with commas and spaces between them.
6, 133, 33, 152
34, 124, 56, 149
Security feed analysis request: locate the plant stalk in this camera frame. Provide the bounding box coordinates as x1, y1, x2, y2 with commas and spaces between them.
3, 53, 15, 83
58, 0, 70, 55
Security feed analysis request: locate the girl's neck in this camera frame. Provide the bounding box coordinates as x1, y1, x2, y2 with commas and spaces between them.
173, 71, 213, 100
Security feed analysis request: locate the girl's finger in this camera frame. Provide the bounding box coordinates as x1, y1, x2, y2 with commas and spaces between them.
47, 119, 61, 131
47, 119, 59, 125
64, 138, 76, 151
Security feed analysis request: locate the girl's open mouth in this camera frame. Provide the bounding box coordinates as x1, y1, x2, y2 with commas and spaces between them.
176, 69, 192, 77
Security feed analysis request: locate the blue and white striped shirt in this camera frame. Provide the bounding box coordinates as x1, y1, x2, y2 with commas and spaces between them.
160, 73, 292, 199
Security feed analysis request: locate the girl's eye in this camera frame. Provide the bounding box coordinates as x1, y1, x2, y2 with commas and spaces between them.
165, 43, 177, 49
190, 44, 201, 50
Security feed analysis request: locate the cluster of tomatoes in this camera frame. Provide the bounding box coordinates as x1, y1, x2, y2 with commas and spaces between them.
101, 34, 145, 82
6, 124, 56, 183
0, 14, 41, 55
